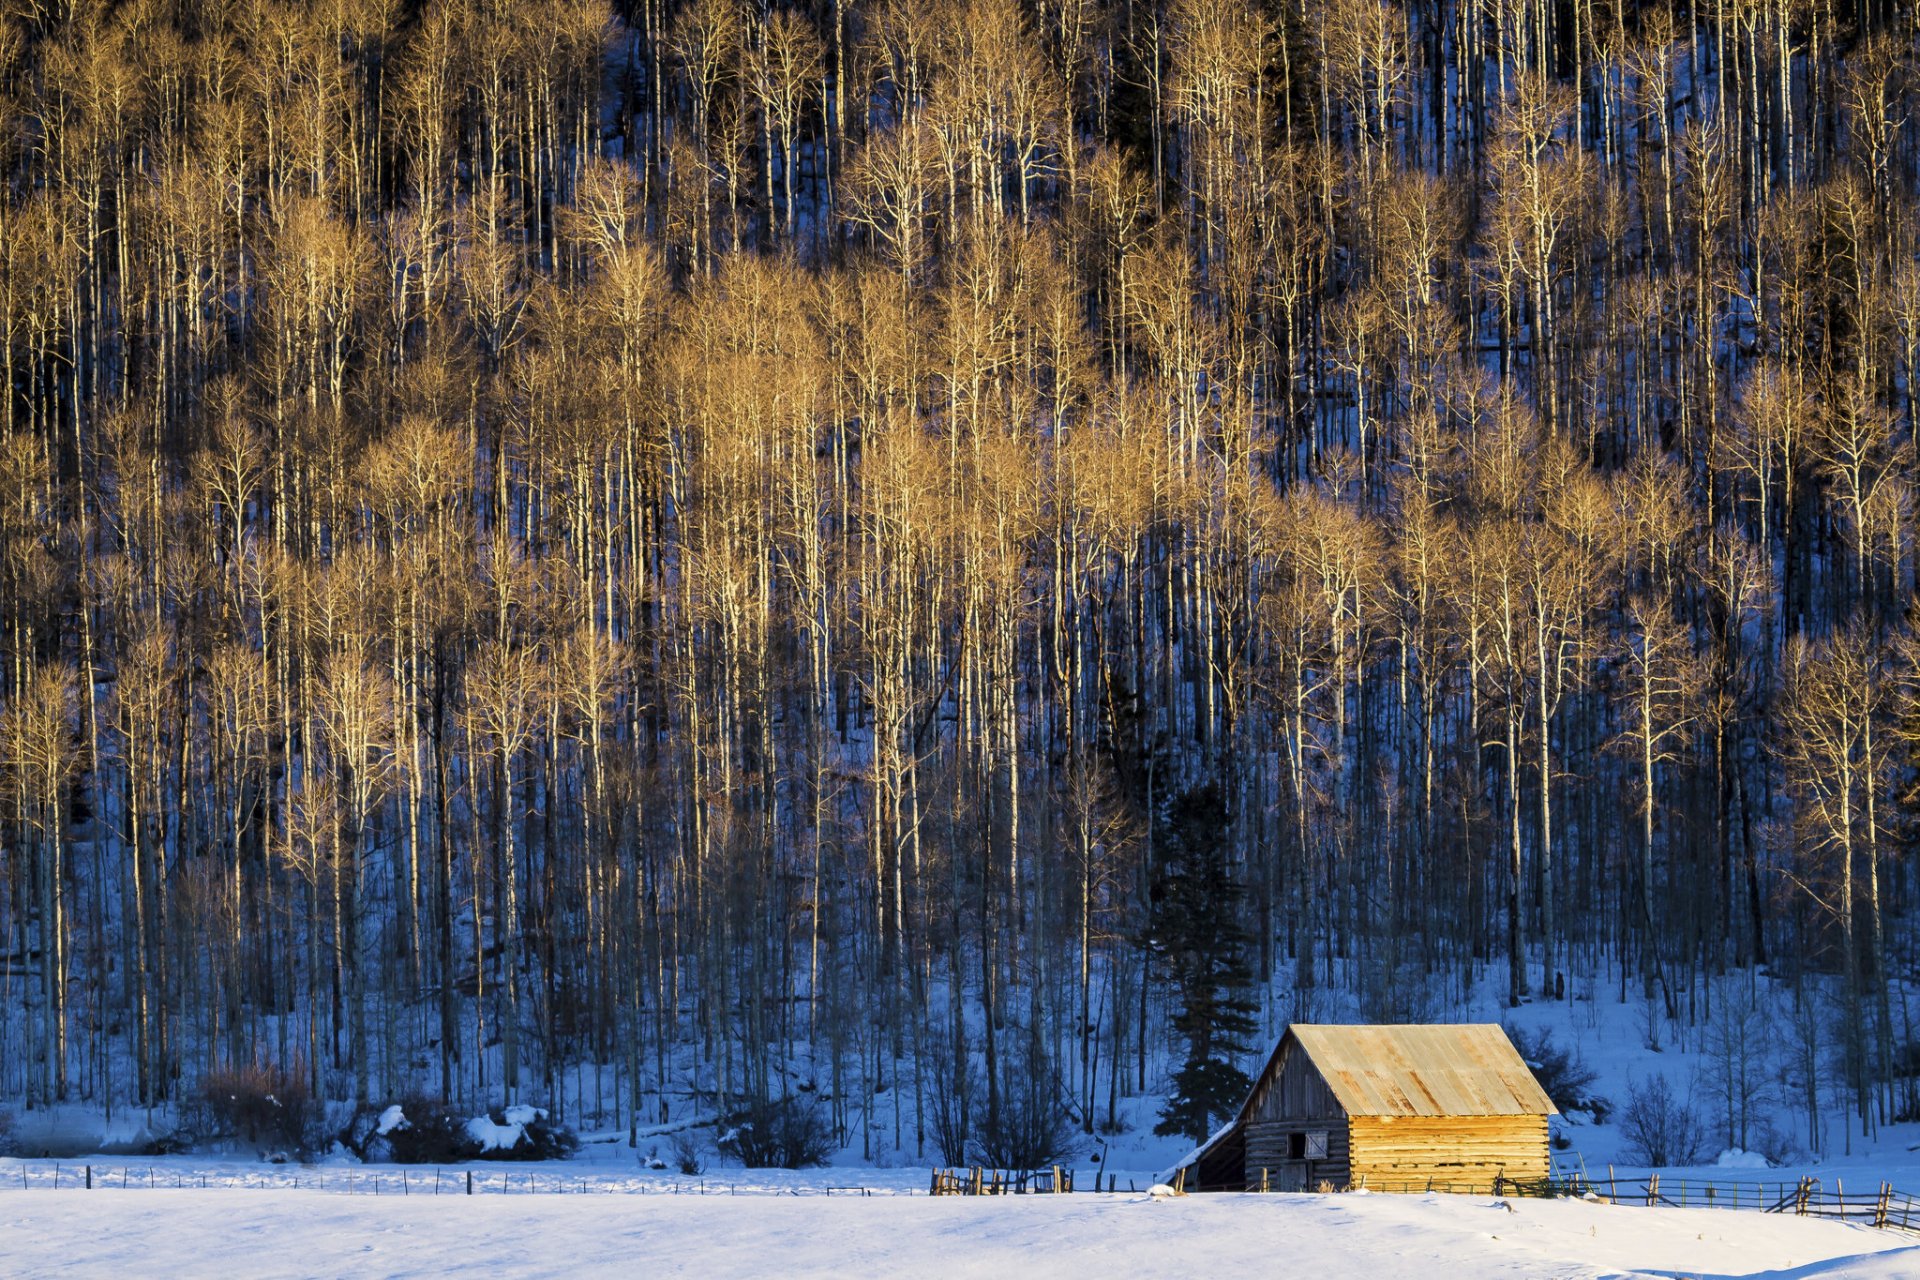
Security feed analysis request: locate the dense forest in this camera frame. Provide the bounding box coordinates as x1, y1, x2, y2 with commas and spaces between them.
1, 0, 1919, 1162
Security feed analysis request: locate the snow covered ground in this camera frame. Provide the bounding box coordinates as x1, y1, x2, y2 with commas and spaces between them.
1, 1182, 1914, 1278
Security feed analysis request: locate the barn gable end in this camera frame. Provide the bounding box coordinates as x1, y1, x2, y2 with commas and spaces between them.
1242, 1036, 1351, 1189
1248, 1036, 1345, 1123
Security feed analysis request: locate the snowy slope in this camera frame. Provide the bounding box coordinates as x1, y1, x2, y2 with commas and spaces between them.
1, 1185, 1913, 1279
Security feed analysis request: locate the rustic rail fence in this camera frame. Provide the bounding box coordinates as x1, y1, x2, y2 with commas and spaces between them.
928, 1165, 1079, 1195
1566, 1173, 1920, 1232
1246, 1169, 1920, 1233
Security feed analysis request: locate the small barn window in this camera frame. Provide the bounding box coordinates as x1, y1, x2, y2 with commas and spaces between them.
1287, 1132, 1305, 1159
1305, 1131, 1328, 1160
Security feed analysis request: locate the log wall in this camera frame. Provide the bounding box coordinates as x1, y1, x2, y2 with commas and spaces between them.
1346, 1115, 1551, 1187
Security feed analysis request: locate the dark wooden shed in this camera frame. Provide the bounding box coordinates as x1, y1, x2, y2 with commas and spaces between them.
1176, 1024, 1557, 1192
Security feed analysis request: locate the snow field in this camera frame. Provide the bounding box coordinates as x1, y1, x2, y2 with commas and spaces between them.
2, 1186, 1916, 1279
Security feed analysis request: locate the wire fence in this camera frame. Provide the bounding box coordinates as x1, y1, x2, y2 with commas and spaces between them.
0, 1162, 924, 1197
1, 1160, 1155, 1198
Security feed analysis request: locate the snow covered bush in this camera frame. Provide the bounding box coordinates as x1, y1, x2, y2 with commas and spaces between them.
185, 1062, 324, 1158
717, 1094, 834, 1169
360, 1099, 477, 1164
1621, 1073, 1706, 1167
344, 1101, 578, 1163
344, 1102, 422, 1162
467, 1105, 579, 1162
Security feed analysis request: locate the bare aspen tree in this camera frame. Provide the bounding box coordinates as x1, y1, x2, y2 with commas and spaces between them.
0, 0, 1912, 1155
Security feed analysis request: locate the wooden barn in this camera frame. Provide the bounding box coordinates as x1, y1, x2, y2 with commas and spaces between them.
1176, 1024, 1557, 1193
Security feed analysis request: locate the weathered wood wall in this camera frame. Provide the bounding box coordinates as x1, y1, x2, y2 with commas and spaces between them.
1248, 1041, 1344, 1123
1237, 1042, 1352, 1189
1346, 1115, 1551, 1187
1244, 1121, 1351, 1190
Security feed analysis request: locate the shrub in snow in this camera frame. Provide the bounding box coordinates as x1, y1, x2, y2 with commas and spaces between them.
1621, 1073, 1706, 1167
184, 1062, 325, 1158
717, 1093, 834, 1169
1745, 1115, 1802, 1168
928, 1087, 970, 1167
668, 1130, 705, 1175
467, 1105, 580, 1162
143, 1130, 194, 1156
379, 1100, 480, 1164
972, 1069, 1071, 1172
345, 1100, 577, 1163
344, 1103, 423, 1162
512, 1107, 579, 1161
1713, 1148, 1772, 1169
1504, 1024, 1603, 1117
925, 1056, 976, 1167
1703, 990, 1774, 1153
926, 1032, 1073, 1170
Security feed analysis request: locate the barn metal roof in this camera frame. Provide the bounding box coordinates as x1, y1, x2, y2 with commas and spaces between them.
1287, 1024, 1557, 1117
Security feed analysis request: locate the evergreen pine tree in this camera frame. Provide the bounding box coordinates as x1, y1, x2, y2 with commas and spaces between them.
1150, 784, 1258, 1144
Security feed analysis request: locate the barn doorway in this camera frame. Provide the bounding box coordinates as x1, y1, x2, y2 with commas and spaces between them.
1267, 1131, 1328, 1190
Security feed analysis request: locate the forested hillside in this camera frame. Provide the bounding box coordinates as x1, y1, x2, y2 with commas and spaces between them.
1, 0, 1918, 1162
